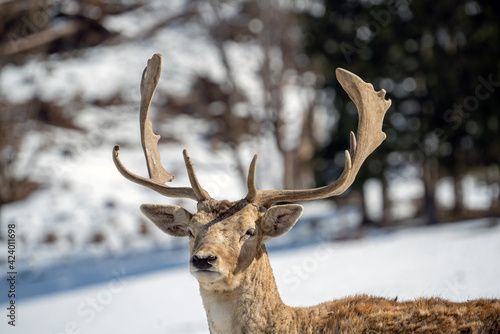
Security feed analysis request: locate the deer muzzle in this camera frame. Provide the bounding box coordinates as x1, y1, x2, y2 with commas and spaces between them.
191, 254, 218, 270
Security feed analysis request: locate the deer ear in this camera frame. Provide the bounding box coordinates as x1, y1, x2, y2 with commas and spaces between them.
140, 204, 192, 237
261, 204, 303, 239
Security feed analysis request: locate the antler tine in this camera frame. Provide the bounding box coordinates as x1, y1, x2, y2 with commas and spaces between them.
245, 154, 259, 203
245, 68, 391, 208
183, 149, 212, 201
113, 146, 198, 200
113, 54, 208, 202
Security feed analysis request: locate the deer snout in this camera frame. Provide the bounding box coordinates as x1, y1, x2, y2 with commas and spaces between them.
191, 254, 218, 270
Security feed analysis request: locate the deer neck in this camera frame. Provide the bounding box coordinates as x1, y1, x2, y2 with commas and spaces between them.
198, 245, 291, 334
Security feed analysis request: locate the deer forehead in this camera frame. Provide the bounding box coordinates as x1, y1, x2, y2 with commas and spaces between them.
192, 200, 260, 231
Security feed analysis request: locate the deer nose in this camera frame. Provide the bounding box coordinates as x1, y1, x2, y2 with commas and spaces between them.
191, 254, 217, 270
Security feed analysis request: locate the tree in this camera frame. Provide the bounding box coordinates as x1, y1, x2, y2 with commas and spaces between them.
0, 0, 139, 214
303, 0, 500, 224
159, 0, 321, 190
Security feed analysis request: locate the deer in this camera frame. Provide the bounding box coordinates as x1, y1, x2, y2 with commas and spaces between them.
112, 54, 500, 334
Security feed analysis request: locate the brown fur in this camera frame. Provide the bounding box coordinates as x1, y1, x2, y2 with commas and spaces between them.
201, 243, 500, 334
141, 200, 500, 333
303, 295, 500, 334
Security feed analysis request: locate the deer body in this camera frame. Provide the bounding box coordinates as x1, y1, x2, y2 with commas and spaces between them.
200, 243, 500, 333
113, 54, 500, 333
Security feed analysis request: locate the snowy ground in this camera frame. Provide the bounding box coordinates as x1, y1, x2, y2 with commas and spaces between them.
2, 218, 499, 334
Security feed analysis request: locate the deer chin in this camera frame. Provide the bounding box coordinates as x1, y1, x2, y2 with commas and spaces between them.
191, 269, 224, 283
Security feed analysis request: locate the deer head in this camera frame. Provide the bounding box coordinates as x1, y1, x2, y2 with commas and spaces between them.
112, 53, 390, 292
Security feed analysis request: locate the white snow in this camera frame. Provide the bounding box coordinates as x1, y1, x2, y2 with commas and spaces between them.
2, 218, 499, 334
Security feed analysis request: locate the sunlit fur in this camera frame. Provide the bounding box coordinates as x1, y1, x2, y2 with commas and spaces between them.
160, 199, 500, 334
188, 200, 262, 291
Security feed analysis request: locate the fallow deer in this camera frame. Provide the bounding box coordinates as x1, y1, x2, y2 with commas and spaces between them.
113, 54, 500, 333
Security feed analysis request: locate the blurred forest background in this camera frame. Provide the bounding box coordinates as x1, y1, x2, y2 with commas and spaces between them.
0, 0, 499, 264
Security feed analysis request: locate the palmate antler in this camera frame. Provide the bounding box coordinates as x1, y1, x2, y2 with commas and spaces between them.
245, 68, 391, 208
112, 54, 211, 202
112, 54, 390, 208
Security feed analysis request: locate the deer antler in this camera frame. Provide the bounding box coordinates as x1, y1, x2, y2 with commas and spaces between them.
246, 68, 391, 208
112, 54, 211, 202
139, 53, 174, 184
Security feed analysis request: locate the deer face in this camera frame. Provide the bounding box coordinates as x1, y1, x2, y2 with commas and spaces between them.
140, 200, 303, 290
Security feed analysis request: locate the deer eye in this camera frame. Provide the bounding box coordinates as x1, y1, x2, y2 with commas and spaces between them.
188, 230, 195, 239
245, 228, 256, 239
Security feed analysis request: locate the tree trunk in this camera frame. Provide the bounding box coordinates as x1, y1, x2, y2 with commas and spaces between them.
452, 173, 465, 219
283, 150, 295, 190
381, 178, 391, 226
486, 166, 500, 217
423, 159, 438, 225
452, 149, 466, 219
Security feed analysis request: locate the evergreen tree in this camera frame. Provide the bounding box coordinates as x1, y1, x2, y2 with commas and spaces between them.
303, 0, 500, 224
